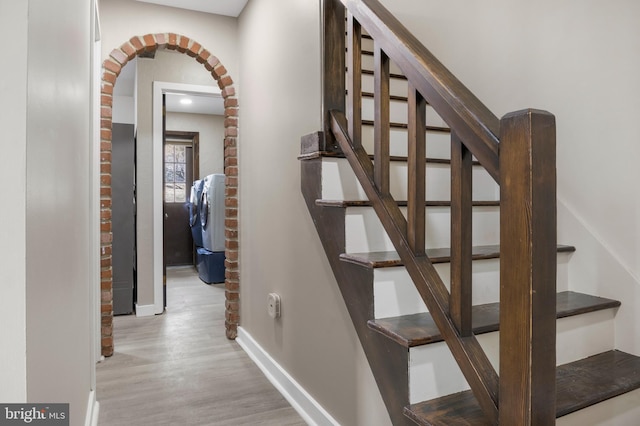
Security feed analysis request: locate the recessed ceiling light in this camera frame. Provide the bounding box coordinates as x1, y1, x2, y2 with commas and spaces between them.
180, 98, 193, 105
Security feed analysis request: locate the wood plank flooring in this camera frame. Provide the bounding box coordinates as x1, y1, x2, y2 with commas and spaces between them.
97, 266, 306, 426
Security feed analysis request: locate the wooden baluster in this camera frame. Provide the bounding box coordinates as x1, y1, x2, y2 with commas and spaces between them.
347, 13, 362, 148
321, 0, 345, 153
499, 109, 557, 425
407, 84, 426, 256
374, 43, 390, 194
450, 133, 472, 336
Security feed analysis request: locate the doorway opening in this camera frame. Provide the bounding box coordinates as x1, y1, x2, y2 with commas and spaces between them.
100, 33, 239, 356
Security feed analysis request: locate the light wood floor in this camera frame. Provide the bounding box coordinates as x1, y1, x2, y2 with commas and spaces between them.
97, 266, 306, 425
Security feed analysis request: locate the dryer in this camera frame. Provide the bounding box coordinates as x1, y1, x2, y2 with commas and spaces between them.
188, 179, 205, 248
200, 174, 225, 252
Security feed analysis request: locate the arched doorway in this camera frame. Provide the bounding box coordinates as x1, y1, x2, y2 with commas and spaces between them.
100, 33, 239, 356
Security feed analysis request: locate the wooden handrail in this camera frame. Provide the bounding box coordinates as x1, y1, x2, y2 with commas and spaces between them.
342, 0, 501, 182
321, 0, 557, 423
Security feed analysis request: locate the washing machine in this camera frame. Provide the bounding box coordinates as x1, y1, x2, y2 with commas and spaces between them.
188, 179, 205, 248
198, 174, 226, 284
200, 174, 225, 252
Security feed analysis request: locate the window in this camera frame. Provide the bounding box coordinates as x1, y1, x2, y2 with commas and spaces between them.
164, 143, 187, 203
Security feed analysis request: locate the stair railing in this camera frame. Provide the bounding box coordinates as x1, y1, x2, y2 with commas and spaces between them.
322, 0, 557, 423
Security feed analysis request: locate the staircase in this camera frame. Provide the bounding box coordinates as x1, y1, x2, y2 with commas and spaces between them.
300, 0, 640, 424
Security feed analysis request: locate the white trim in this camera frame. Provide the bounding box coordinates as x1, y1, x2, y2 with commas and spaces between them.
135, 303, 157, 317
151, 81, 221, 315
84, 390, 100, 426
236, 327, 340, 426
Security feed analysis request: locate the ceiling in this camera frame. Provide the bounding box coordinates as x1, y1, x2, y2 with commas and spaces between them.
134, 0, 249, 17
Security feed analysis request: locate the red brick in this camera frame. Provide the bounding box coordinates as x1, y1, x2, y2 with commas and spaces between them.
196, 49, 211, 64
104, 58, 121, 74
167, 33, 178, 50
218, 75, 233, 88
205, 55, 220, 71
143, 34, 157, 52
130, 36, 144, 53
188, 41, 201, 57
222, 87, 235, 97
225, 325, 237, 340
225, 219, 238, 228
121, 42, 137, 60
103, 71, 116, 85
100, 174, 111, 185
211, 64, 227, 79
155, 33, 167, 48
224, 107, 238, 117
226, 208, 238, 218
101, 95, 113, 108
225, 127, 238, 137
225, 250, 238, 261
224, 117, 238, 127
225, 166, 238, 176
225, 176, 238, 187
101, 82, 114, 95
177, 35, 190, 53
224, 98, 238, 108
110, 48, 128, 65
224, 137, 237, 148
225, 197, 238, 208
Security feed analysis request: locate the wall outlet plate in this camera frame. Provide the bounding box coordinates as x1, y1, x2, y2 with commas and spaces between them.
267, 293, 281, 319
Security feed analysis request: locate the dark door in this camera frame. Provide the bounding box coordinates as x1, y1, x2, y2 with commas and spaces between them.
164, 142, 195, 266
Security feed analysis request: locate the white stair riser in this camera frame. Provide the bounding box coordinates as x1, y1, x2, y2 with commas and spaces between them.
556, 388, 640, 426
321, 158, 498, 201
345, 206, 499, 253
360, 121, 453, 159
361, 73, 408, 99
361, 96, 448, 129
360, 46, 405, 76
408, 309, 616, 404
373, 256, 571, 319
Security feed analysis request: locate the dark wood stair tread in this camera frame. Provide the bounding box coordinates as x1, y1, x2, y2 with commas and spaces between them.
362, 119, 450, 133
299, 150, 482, 166
369, 291, 620, 348
340, 244, 576, 268
404, 350, 640, 425
317, 200, 499, 208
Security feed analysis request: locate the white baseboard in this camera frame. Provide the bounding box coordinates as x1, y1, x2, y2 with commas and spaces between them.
135, 303, 156, 317
85, 390, 100, 426
236, 327, 339, 426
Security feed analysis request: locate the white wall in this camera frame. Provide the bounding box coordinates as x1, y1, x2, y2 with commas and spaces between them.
238, 1, 391, 424
99, 0, 238, 308
166, 112, 225, 178
375, 0, 640, 352
0, 0, 95, 422
0, 0, 28, 403
99, 0, 238, 79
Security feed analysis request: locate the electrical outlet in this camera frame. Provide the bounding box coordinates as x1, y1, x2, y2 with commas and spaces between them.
267, 293, 281, 319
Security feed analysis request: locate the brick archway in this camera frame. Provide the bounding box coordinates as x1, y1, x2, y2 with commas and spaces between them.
100, 33, 239, 356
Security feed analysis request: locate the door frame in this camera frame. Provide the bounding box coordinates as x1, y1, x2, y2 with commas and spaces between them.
151, 82, 221, 315
163, 130, 200, 269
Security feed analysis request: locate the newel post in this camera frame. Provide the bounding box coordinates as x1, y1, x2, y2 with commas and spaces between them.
499, 109, 557, 425
321, 0, 346, 153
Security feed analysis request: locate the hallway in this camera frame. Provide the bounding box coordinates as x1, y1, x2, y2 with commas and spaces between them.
97, 266, 306, 425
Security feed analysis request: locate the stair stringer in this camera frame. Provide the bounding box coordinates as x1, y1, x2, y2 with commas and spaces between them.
301, 152, 413, 426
